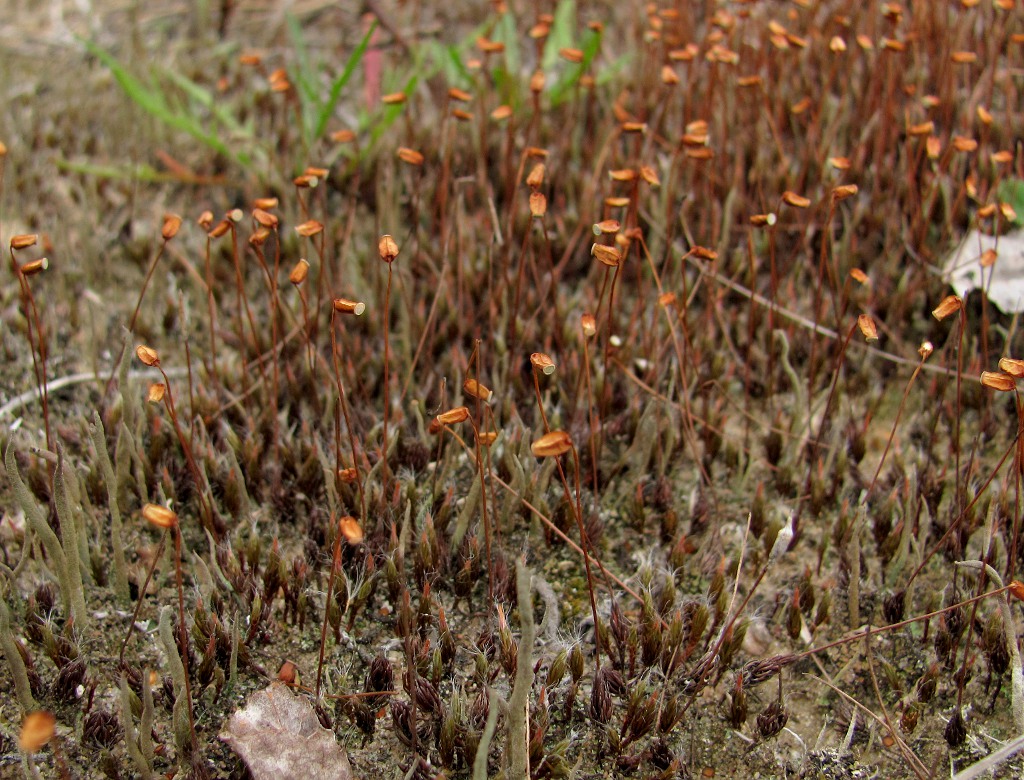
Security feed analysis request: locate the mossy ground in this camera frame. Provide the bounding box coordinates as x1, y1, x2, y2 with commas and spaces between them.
2, 2, 1024, 779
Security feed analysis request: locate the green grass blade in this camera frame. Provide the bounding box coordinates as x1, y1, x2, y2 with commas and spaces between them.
286, 13, 320, 143
160, 69, 249, 138
82, 38, 239, 163
998, 179, 1024, 226
443, 43, 475, 87
82, 39, 171, 122
492, 12, 520, 79
313, 21, 377, 141
368, 73, 418, 148
548, 26, 600, 106
55, 158, 227, 184
542, 0, 576, 72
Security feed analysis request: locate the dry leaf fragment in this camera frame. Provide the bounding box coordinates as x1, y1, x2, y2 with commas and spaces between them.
221, 683, 353, 780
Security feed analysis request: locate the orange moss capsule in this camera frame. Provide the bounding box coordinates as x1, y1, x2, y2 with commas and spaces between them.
529, 192, 547, 218
142, 503, 178, 529
339, 516, 364, 545
19, 711, 55, 754
526, 163, 545, 189
931, 295, 963, 321
208, 220, 231, 239
378, 234, 399, 263
295, 220, 324, 237
581, 313, 597, 337
639, 165, 660, 186
289, 259, 310, 286
161, 214, 182, 240
136, 345, 160, 367
249, 227, 271, 246
686, 148, 714, 160
952, 136, 978, 153
277, 660, 299, 685
998, 358, 1024, 378
857, 314, 878, 342
591, 243, 622, 267
981, 371, 1015, 392
397, 147, 424, 166
19, 258, 48, 276
477, 37, 505, 54
529, 22, 550, 39
252, 208, 278, 228
10, 234, 38, 250
436, 406, 471, 426
532, 430, 572, 458
530, 352, 556, 375
333, 298, 365, 316
782, 191, 810, 208
790, 97, 812, 115
463, 378, 492, 401
269, 69, 290, 92
833, 184, 858, 201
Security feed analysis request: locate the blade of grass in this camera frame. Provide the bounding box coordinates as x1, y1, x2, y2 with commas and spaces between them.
55, 158, 227, 185
81, 38, 249, 167
286, 13, 320, 144
368, 73, 419, 148
542, 0, 576, 72
314, 21, 377, 140
492, 11, 520, 78
160, 68, 251, 138
548, 25, 601, 106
